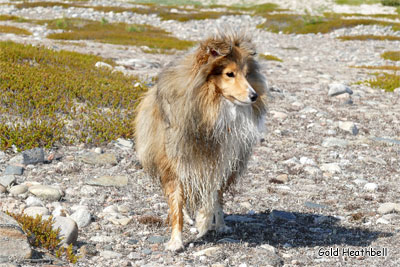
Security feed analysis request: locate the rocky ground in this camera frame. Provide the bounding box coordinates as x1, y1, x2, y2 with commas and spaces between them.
1, 0, 400, 266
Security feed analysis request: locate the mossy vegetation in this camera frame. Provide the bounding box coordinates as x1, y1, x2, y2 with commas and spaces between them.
335, 0, 380, 5
42, 18, 195, 50
353, 65, 400, 70
338, 34, 400, 40
364, 72, 400, 91
381, 0, 400, 6
14, 1, 81, 9
6, 212, 79, 263
257, 13, 400, 34
0, 25, 31, 35
381, 50, 400, 61
0, 41, 148, 151
259, 54, 283, 62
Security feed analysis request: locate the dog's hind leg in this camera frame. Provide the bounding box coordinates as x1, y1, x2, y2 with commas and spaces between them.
213, 190, 232, 234
164, 181, 184, 251
183, 206, 194, 225
195, 207, 213, 238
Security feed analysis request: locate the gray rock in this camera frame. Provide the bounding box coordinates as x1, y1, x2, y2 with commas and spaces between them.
87, 175, 128, 187
328, 83, 353, 96
147, 235, 168, 244
9, 155, 23, 165
3, 165, 24, 176
0, 212, 32, 261
0, 175, 16, 188
28, 185, 63, 201
52, 216, 78, 244
25, 196, 44, 207
8, 184, 28, 195
322, 137, 349, 147
270, 210, 296, 221
377, 203, 400, 214
79, 152, 118, 165
23, 207, 49, 217
142, 248, 152, 255
70, 208, 92, 228
22, 148, 45, 165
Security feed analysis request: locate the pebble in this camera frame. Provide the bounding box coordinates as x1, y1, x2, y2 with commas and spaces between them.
147, 236, 168, 244
0, 185, 6, 193
22, 147, 45, 165
320, 163, 341, 173
23, 206, 49, 217
70, 207, 92, 228
269, 210, 296, 221
193, 246, 220, 257
270, 110, 288, 120
299, 157, 317, 166
276, 174, 288, 183
363, 182, 378, 192
304, 201, 328, 210
3, 165, 24, 175
100, 250, 123, 259
328, 83, 353, 96
87, 175, 128, 187
79, 152, 118, 165
337, 121, 359, 135
0, 212, 32, 261
115, 138, 134, 149
25, 196, 44, 207
0, 175, 16, 188
28, 185, 63, 201
95, 61, 113, 69
53, 216, 79, 244
8, 184, 28, 195
376, 218, 389, 224
322, 137, 349, 147
377, 202, 400, 214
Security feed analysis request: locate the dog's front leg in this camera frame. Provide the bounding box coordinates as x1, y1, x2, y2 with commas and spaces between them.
213, 190, 232, 234
165, 181, 184, 251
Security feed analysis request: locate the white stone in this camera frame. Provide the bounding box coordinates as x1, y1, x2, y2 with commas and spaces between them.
29, 185, 63, 201
95, 61, 112, 69
0, 175, 16, 187
300, 157, 316, 166
320, 163, 341, 173
377, 202, 400, 214
25, 196, 44, 207
53, 216, 78, 244
194, 247, 220, 257
23, 207, 49, 217
337, 121, 358, 135
328, 83, 353, 96
270, 110, 288, 120
363, 182, 378, 192
100, 250, 122, 259
376, 218, 389, 224
8, 184, 28, 195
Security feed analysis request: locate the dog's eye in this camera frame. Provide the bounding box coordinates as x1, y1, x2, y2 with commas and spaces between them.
226, 72, 235, 78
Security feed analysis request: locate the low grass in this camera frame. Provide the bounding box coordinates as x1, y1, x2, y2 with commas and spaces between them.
338, 34, 400, 40
335, 0, 380, 5
43, 18, 195, 50
0, 41, 148, 151
352, 65, 400, 70
257, 13, 400, 34
364, 72, 400, 91
0, 25, 31, 35
381, 51, 400, 61
259, 54, 283, 62
14, 1, 80, 9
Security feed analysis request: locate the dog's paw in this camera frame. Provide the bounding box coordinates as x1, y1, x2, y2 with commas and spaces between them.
165, 238, 184, 252
215, 225, 233, 234
196, 228, 209, 239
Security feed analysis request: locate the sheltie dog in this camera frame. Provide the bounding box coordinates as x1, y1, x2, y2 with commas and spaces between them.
134, 29, 268, 251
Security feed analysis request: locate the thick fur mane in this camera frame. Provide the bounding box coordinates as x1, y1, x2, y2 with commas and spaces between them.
135, 30, 268, 213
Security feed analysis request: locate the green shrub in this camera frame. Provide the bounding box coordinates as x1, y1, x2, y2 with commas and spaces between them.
0, 41, 148, 151
381, 0, 400, 6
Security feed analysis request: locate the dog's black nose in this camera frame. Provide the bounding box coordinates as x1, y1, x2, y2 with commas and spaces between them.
249, 92, 258, 102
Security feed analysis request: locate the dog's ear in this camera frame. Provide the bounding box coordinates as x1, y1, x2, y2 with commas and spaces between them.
202, 39, 231, 58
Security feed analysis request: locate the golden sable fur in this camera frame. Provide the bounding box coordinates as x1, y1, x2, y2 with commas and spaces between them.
134, 30, 268, 251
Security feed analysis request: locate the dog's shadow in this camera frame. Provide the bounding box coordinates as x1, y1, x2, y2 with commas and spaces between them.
192, 210, 393, 248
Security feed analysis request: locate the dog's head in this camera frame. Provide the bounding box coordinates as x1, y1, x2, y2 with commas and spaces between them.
197, 31, 259, 106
